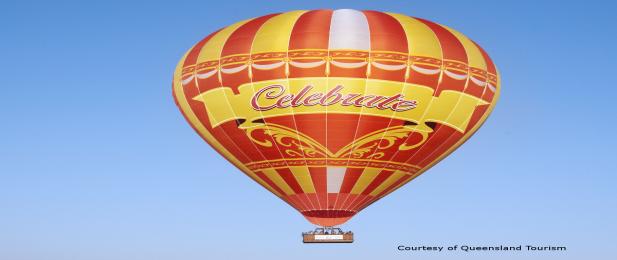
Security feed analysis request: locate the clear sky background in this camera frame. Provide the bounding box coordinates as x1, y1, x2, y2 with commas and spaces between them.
1, 0, 616, 259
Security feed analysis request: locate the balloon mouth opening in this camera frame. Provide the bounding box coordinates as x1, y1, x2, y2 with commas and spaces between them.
302, 210, 356, 227
302, 210, 355, 218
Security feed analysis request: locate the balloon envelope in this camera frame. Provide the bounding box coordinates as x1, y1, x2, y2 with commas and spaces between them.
173, 9, 500, 227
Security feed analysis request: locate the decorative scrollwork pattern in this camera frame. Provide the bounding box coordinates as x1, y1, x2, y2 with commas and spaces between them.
246, 124, 329, 158
245, 123, 430, 160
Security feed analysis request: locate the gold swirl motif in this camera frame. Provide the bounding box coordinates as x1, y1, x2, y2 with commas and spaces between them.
245, 123, 431, 160
246, 124, 329, 158
334, 125, 430, 159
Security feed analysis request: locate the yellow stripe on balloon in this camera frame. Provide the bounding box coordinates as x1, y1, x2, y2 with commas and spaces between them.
196, 18, 254, 64
350, 168, 381, 195
251, 10, 307, 54
262, 169, 295, 196
442, 25, 487, 70
369, 171, 406, 196
387, 13, 443, 60
289, 166, 316, 194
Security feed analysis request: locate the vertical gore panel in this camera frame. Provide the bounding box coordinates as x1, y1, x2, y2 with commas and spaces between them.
289, 166, 317, 193
350, 168, 381, 194
196, 20, 253, 64
289, 10, 333, 50
415, 18, 467, 63
251, 10, 306, 54
328, 9, 370, 50
326, 167, 346, 193
277, 168, 305, 194
363, 10, 407, 53
183, 30, 220, 67
339, 168, 364, 193
221, 14, 279, 57
262, 169, 295, 196
387, 13, 442, 60
361, 170, 394, 195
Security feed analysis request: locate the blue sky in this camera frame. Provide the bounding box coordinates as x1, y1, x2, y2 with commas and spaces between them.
1, 0, 616, 259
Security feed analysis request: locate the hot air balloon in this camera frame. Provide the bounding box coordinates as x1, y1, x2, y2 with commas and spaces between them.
172, 9, 499, 243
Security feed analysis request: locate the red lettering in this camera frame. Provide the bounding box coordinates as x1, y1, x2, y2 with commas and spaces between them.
251, 84, 418, 113
365, 96, 388, 108
376, 94, 404, 110
291, 85, 312, 107
341, 94, 361, 106
303, 93, 323, 106
251, 84, 285, 111
353, 95, 376, 107
391, 100, 417, 112
320, 85, 343, 106
276, 94, 293, 108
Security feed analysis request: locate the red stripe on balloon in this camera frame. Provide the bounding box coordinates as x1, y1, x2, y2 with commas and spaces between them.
308, 167, 327, 209
220, 13, 279, 93
289, 194, 312, 212
333, 193, 350, 209
349, 195, 375, 211
277, 168, 305, 194
363, 10, 407, 53
361, 170, 394, 195
416, 18, 467, 63
288, 9, 332, 78
339, 168, 364, 193
341, 194, 363, 209
416, 18, 468, 95
183, 29, 221, 67
289, 10, 333, 50
221, 13, 279, 57
363, 10, 408, 81
469, 40, 497, 102
345, 170, 394, 212
471, 40, 497, 76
